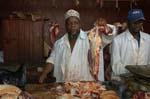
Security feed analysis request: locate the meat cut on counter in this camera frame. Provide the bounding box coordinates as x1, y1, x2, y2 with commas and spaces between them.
48, 81, 119, 99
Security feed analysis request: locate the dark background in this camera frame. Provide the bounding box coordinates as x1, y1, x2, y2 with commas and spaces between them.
0, 0, 149, 63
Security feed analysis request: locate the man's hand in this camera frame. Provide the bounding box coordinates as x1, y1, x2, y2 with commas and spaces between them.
39, 63, 54, 83
39, 73, 47, 84
105, 25, 113, 34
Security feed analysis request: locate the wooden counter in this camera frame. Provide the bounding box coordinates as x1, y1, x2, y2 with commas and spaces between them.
26, 84, 57, 99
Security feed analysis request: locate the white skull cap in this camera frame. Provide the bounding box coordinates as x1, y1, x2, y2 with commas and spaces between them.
65, 9, 80, 20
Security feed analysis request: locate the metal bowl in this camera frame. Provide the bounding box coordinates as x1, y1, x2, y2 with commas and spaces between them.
125, 65, 150, 81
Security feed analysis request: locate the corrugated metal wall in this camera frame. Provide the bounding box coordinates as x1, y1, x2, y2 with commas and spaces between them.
2, 19, 44, 63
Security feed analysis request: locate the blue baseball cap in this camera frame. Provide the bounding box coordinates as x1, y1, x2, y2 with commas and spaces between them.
127, 9, 145, 22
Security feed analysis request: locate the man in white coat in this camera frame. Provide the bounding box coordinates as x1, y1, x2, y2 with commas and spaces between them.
39, 9, 94, 83
111, 9, 150, 81
39, 10, 117, 83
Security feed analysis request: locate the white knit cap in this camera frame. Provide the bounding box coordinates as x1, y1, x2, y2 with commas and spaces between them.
65, 9, 80, 20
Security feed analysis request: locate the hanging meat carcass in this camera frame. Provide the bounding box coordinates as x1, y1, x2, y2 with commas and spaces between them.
88, 18, 112, 81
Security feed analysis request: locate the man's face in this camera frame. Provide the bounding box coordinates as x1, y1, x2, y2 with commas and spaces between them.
128, 20, 144, 33
65, 16, 81, 35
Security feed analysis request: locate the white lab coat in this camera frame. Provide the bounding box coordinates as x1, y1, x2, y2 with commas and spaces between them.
46, 30, 94, 82
111, 30, 150, 80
